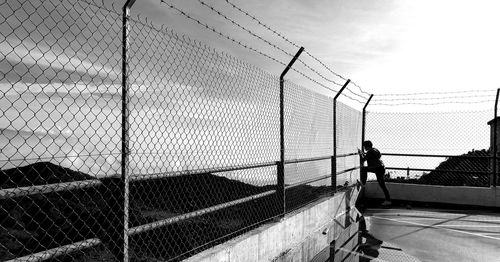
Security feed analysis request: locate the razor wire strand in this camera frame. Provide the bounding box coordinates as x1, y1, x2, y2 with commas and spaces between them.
196, 0, 363, 96
223, 0, 372, 97
376, 89, 497, 97
160, 0, 367, 102
373, 93, 496, 102
371, 99, 495, 106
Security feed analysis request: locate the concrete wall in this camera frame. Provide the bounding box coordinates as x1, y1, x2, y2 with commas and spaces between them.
365, 182, 500, 207
184, 186, 361, 262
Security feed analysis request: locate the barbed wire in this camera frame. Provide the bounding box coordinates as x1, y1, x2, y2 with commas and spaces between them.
159, 0, 368, 100
343, 85, 371, 101
374, 93, 495, 102
371, 99, 495, 106
350, 81, 371, 96
224, 0, 299, 49
368, 108, 492, 114
159, 0, 287, 65
195, 0, 362, 95
376, 89, 497, 97
223, 0, 371, 95
338, 94, 367, 104
197, 0, 295, 57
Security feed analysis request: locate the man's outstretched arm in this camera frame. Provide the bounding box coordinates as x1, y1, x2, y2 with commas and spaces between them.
358, 148, 366, 163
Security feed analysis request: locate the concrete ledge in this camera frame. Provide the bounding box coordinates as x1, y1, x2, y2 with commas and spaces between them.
365, 182, 500, 207
184, 187, 360, 262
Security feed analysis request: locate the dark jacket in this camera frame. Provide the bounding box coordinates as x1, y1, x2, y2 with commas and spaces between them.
361, 148, 384, 168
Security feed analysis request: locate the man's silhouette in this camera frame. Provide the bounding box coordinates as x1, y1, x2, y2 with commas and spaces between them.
358, 140, 391, 206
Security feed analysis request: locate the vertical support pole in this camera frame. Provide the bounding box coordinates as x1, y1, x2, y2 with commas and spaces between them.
493, 89, 499, 187
360, 95, 373, 185
356, 94, 373, 207
278, 47, 304, 216
332, 80, 350, 192
121, 1, 136, 261
361, 95, 373, 148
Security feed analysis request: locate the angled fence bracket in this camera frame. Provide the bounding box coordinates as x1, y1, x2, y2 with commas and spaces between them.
361, 94, 373, 146
278, 46, 304, 216
332, 80, 351, 192
360, 94, 374, 183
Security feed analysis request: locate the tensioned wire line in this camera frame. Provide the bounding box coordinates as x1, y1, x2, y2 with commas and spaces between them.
196, 0, 369, 101
159, 0, 366, 103
376, 89, 497, 97
160, 0, 329, 93
223, 0, 371, 97
371, 99, 495, 106
374, 93, 495, 101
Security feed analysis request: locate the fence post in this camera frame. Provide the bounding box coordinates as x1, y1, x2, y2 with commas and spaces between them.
361, 95, 373, 147
493, 89, 500, 187
278, 47, 304, 216
121, 1, 136, 261
360, 95, 373, 178
332, 80, 351, 192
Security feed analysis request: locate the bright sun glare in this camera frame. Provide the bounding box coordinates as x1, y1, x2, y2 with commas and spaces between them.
356, 0, 500, 95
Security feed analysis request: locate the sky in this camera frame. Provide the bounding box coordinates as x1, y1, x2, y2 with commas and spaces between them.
1, 0, 498, 180
121, 0, 500, 172
129, 0, 500, 100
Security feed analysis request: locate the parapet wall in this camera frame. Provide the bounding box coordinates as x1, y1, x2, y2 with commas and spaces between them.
365, 182, 500, 207
184, 186, 361, 262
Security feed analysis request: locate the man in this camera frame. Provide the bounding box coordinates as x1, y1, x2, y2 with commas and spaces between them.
358, 140, 391, 206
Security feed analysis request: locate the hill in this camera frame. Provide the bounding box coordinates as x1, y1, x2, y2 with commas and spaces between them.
386, 149, 491, 187
0, 162, 332, 261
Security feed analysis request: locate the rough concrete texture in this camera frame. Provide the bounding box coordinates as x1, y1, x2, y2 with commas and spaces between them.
332, 222, 359, 262
184, 187, 360, 262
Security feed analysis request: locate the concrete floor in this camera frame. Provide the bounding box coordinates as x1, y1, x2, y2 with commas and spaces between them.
363, 207, 500, 262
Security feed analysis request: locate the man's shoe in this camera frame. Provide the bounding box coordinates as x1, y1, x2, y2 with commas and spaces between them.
381, 200, 392, 206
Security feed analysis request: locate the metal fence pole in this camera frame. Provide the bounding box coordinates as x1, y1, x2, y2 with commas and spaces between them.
122, 1, 136, 261
361, 95, 373, 177
493, 89, 500, 187
278, 47, 304, 216
361, 95, 373, 147
332, 80, 351, 192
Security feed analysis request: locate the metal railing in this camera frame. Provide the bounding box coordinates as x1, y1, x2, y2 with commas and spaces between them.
380, 152, 495, 187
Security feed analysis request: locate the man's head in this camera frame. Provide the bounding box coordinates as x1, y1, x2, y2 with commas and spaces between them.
362, 140, 373, 150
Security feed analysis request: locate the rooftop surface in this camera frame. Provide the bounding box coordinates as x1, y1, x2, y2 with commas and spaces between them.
362, 207, 500, 262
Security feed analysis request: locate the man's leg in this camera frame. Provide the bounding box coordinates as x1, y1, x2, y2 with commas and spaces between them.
360, 167, 368, 185
375, 167, 391, 201
356, 167, 369, 209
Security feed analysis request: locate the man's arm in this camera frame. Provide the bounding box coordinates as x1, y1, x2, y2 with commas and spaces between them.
358, 148, 366, 163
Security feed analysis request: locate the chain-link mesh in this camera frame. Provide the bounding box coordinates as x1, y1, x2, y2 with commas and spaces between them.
0, 0, 365, 261
1, 0, 122, 261
336, 101, 363, 187
366, 110, 494, 187
283, 81, 334, 212
125, 18, 283, 261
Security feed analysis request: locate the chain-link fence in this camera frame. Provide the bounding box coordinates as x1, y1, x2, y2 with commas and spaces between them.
366, 109, 497, 187
1, 0, 364, 261
1, 0, 122, 261
336, 101, 363, 188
